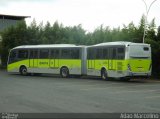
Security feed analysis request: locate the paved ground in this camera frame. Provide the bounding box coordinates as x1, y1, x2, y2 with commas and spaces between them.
0, 70, 160, 113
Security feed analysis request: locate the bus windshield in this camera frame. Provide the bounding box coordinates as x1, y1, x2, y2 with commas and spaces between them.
8, 50, 17, 64
129, 45, 151, 59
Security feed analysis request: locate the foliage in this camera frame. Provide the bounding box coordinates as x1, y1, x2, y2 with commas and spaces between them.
0, 15, 160, 78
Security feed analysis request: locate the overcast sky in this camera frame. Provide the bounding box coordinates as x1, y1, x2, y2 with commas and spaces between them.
0, 0, 160, 32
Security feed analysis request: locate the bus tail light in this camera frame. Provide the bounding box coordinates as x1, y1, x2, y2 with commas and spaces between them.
128, 64, 131, 71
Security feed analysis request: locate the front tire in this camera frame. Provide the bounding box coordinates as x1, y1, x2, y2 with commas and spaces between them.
60, 67, 69, 78
20, 66, 28, 76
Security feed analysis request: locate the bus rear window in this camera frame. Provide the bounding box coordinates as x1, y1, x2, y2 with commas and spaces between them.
143, 47, 149, 51
129, 45, 151, 59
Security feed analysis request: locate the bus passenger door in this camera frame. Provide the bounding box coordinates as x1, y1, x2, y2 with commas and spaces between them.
88, 60, 95, 69
29, 50, 38, 67
50, 49, 59, 68
108, 48, 116, 70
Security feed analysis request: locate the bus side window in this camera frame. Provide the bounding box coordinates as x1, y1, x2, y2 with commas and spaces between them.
87, 48, 95, 59
40, 49, 49, 59
50, 49, 55, 59
29, 50, 34, 59
102, 48, 108, 59
96, 48, 103, 59
29, 50, 39, 59
18, 50, 28, 59
50, 49, 60, 59
109, 48, 117, 59
61, 49, 71, 59
70, 48, 80, 59
113, 48, 117, 59
117, 47, 125, 59
55, 49, 59, 59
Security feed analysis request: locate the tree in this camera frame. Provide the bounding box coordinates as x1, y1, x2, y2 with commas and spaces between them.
156, 26, 160, 41
135, 15, 145, 43
1, 20, 28, 66
27, 19, 41, 44
147, 18, 156, 41
145, 39, 160, 77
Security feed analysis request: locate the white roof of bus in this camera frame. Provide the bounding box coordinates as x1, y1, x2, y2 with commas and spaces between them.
13, 44, 85, 49
12, 42, 150, 50
90, 41, 150, 47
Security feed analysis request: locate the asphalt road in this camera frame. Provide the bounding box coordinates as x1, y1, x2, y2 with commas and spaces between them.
0, 70, 160, 113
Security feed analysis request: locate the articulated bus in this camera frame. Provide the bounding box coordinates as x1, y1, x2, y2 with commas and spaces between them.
7, 42, 151, 80
7, 44, 87, 78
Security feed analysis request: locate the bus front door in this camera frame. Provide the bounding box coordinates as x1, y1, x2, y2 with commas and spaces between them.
29, 50, 38, 67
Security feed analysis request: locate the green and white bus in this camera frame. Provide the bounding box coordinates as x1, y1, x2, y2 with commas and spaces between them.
7, 42, 151, 80
7, 44, 87, 77
87, 42, 152, 80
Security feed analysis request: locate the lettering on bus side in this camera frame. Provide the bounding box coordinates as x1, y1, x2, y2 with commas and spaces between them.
39, 62, 49, 65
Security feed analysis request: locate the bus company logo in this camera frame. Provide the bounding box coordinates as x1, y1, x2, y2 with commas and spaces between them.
39, 62, 49, 65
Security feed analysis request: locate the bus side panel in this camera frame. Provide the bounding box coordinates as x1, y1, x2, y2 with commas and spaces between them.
87, 59, 132, 78
94, 59, 108, 76
7, 59, 30, 73
29, 59, 38, 68
54, 59, 59, 68
93, 59, 128, 78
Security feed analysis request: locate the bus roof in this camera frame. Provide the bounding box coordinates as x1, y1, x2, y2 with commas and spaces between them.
90, 41, 150, 47
12, 44, 85, 49
11, 42, 150, 50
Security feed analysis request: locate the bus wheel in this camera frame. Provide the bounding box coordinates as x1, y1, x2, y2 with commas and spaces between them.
101, 69, 108, 80
60, 67, 69, 78
20, 66, 28, 76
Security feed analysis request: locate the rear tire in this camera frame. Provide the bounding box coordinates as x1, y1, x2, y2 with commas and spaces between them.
20, 66, 28, 76
101, 69, 108, 80
60, 67, 69, 78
